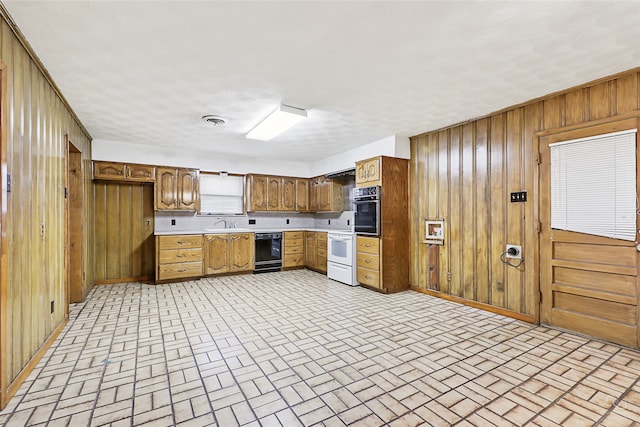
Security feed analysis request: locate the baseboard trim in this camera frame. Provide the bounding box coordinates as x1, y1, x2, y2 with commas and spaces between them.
95, 276, 153, 285
410, 286, 536, 324
4, 318, 67, 407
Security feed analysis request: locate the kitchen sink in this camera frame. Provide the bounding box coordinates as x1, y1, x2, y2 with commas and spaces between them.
203, 228, 251, 233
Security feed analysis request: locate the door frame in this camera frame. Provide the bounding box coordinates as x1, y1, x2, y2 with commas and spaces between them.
0, 60, 8, 408
536, 114, 640, 342
65, 138, 84, 306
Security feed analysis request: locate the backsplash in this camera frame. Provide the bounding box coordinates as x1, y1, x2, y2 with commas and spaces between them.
155, 211, 354, 233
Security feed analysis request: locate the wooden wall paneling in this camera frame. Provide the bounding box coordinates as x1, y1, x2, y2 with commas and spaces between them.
130, 185, 142, 278
448, 127, 462, 297
105, 183, 120, 280
437, 131, 450, 294
589, 81, 612, 121
523, 102, 543, 317
543, 96, 562, 129
68, 145, 84, 304
409, 138, 420, 287
564, 89, 585, 126
475, 118, 490, 304
94, 182, 106, 280
617, 72, 639, 114
119, 185, 132, 276
426, 134, 438, 290
505, 109, 524, 313
416, 135, 429, 288
489, 113, 506, 308
461, 123, 475, 300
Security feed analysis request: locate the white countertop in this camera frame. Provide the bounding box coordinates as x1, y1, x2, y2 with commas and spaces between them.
154, 228, 354, 236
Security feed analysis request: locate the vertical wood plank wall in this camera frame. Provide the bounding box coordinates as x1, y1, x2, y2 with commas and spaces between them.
410, 69, 640, 318
0, 17, 93, 396
94, 182, 155, 283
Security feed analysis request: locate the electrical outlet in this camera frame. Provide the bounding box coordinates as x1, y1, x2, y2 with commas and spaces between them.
286, 219, 290, 224
50, 300, 54, 314
496, 281, 504, 292
328, 219, 331, 225
249, 219, 256, 225
505, 244, 522, 259
171, 219, 176, 226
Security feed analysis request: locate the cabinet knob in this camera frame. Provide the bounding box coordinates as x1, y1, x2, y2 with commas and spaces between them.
364, 244, 370, 247
365, 275, 371, 279
365, 259, 371, 263
177, 269, 186, 273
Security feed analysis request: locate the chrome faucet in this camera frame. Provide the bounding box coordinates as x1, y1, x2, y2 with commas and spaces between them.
214, 218, 227, 229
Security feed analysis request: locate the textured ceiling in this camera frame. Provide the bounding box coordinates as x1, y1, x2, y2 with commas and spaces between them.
3, 1, 640, 162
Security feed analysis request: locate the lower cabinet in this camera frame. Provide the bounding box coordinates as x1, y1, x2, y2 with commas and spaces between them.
304, 231, 327, 273
283, 231, 304, 268
356, 236, 380, 289
156, 235, 204, 281
204, 233, 254, 275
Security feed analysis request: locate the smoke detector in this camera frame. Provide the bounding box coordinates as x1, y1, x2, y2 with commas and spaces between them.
202, 115, 227, 126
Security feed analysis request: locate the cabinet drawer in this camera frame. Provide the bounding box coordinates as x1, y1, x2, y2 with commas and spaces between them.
285, 231, 304, 240
285, 245, 304, 255
286, 238, 303, 248
357, 252, 380, 271
158, 235, 202, 250
317, 232, 327, 243
317, 248, 327, 258
357, 267, 380, 288
159, 248, 203, 264
356, 236, 379, 255
284, 254, 304, 267
158, 261, 203, 281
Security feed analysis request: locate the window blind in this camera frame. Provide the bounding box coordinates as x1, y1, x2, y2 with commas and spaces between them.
550, 129, 637, 241
200, 174, 244, 214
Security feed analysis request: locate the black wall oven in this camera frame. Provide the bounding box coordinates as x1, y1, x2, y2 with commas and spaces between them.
353, 186, 380, 236
254, 232, 282, 273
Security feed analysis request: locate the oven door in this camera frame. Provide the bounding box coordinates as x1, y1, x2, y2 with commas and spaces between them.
354, 200, 380, 236
328, 233, 353, 265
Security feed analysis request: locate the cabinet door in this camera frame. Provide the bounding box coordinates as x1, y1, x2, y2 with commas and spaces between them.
309, 178, 319, 211
267, 176, 282, 211
281, 177, 296, 211
94, 161, 126, 181
204, 234, 229, 275
229, 233, 254, 272
126, 164, 156, 182
295, 178, 309, 212
155, 167, 177, 210
355, 161, 368, 186
318, 177, 331, 211
177, 169, 199, 210
365, 158, 381, 185
248, 175, 268, 211
304, 232, 317, 269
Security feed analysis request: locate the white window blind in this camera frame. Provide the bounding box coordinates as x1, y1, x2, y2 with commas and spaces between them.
550, 129, 637, 241
199, 174, 244, 215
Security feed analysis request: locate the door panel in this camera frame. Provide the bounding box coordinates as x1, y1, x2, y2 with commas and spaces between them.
540, 119, 640, 348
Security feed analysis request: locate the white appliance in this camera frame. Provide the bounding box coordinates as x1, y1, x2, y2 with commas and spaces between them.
327, 232, 357, 286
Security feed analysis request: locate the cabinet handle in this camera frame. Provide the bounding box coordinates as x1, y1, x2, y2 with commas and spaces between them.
365, 275, 371, 279
177, 269, 186, 273
177, 254, 185, 258
177, 241, 186, 244
365, 259, 371, 263
364, 244, 370, 247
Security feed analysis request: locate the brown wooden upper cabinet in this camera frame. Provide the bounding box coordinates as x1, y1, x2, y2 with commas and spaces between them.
295, 178, 309, 212
247, 175, 268, 211
93, 161, 156, 182
267, 176, 283, 210
155, 167, 200, 211
282, 177, 296, 211
246, 173, 342, 212
355, 157, 381, 187
310, 175, 343, 212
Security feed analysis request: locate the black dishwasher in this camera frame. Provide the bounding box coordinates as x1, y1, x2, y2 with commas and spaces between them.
254, 232, 282, 273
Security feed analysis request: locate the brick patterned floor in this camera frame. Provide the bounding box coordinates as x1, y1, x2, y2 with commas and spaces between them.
1, 270, 639, 426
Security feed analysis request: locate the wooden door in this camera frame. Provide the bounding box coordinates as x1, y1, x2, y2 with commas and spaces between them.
67, 143, 84, 303
155, 167, 177, 210
204, 234, 229, 275
281, 177, 296, 211
177, 169, 199, 210
95, 182, 155, 283
296, 178, 309, 212
230, 233, 254, 272
248, 175, 268, 211
267, 176, 282, 211
539, 119, 640, 348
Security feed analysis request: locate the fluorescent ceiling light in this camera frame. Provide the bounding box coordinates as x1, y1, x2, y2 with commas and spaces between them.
246, 105, 307, 141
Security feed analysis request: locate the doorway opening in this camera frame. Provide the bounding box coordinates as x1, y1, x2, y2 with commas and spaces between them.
66, 140, 84, 305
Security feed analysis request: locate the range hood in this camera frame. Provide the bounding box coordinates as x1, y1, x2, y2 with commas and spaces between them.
325, 168, 356, 179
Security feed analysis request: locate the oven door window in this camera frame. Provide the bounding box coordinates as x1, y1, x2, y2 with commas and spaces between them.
331, 239, 348, 259
355, 201, 378, 234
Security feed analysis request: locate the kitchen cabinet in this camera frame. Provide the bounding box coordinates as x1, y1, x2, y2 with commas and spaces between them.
283, 231, 304, 268
155, 167, 200, 211
93, 161, 156, 182
267, 176, 282, 210
304, 231, 327, 273
309, 176, 343, 212
204, 233, 254, 274
247, 174, 305, 212
356, 236, 380, 289
282, 177, 296, 211
247, 175, 268, 211
156, 235, 204, 282
354, 156, 409, 293
296, 178, 309, 212
355, 157, 381, 187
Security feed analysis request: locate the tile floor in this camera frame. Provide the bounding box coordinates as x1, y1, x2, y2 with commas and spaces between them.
1, 270, 639, 426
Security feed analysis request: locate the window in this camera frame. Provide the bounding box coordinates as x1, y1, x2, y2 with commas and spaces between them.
550, 129, 637, 241
199, 173, 244, 215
